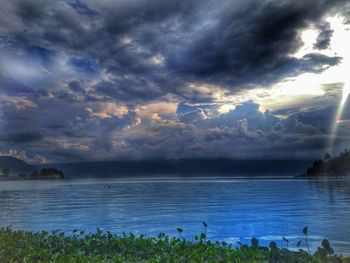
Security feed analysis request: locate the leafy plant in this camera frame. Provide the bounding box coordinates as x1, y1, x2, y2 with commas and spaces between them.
0, 226, 349, 263
303, 226, 310, 253
283, 236, 289, 249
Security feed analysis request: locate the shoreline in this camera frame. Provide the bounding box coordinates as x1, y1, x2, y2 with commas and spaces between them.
2, 174, 350, 182
0, 176, 64, 181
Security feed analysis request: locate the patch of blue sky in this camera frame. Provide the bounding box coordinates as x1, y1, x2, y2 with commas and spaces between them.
176, 102, 219, 116
68, 56, 100, 75
64, 0, 97, 16
25, 45, 58, 65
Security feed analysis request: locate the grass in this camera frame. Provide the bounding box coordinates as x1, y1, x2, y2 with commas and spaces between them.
0, 224, 349, 263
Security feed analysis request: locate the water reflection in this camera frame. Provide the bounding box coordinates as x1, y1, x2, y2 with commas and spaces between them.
307, 177, 350, 200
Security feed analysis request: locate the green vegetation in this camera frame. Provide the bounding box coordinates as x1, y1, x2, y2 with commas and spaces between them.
1, 224, 349, 263
305, 149, 350, 176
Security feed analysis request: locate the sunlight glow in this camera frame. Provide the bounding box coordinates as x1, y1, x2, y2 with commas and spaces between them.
293, 29, 319, 58
227, 15, 350, 154
340, 83, 350, 110
324, 15, 350, 151
218, 103, 235, 113
330, 82, 350, 145
245, 15, 350, 114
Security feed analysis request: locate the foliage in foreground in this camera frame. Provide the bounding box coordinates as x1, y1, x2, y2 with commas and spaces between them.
0, 225, 349, 263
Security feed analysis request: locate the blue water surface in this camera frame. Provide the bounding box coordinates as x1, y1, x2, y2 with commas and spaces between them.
0, 177, 349, 254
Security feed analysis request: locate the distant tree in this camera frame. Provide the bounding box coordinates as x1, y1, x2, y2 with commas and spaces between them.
39, 168, 64, 178
305, 148, 350, 176
324, 153, 331, 160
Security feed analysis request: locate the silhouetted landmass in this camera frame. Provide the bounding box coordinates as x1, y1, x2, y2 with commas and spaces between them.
304, 149, 350, 176
39, 158, 311, 178
0, 156, 36, 177
0, 156, 64, 180
26, 168, 64, 179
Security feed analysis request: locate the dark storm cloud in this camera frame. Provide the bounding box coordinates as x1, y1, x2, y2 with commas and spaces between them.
68, 80, 85, 93
93, 80, 163, 102
100, 0, 197, 35
288, 106, 336, 132
0, 0, 349, 162
166, 0, 343, 88
314, 21, 334, 50
0, 78, 33, 96
1, 0, 346, 99
0, 132, 43, 143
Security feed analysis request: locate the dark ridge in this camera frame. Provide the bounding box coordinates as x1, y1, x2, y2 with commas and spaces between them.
304, 149, 350, 176
0, 156, 37, 176
38, 158, 312, 178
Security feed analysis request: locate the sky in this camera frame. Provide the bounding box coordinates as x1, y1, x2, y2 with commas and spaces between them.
0, 0, 350, 164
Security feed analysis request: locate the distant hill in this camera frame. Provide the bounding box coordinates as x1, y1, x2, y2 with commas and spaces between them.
39, 158, 312, 178
304, 150, 350, 176
0, 156, 37, 177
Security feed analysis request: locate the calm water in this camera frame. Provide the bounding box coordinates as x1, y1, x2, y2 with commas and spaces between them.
0, 177, 350, 254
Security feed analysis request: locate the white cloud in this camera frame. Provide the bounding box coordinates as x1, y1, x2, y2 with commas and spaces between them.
0, 149, 49, 164
86, 102, 129, 119
135, 101, 178, 122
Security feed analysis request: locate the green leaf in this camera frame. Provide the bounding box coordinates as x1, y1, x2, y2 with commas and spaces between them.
251, 237, 259, 248
269, 241, 278, 250
297, 240, 302, 247
322, 239, 330, 249
302, 227, 308, 235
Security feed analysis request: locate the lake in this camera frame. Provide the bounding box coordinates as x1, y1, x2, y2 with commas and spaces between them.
0, 177, 349, 254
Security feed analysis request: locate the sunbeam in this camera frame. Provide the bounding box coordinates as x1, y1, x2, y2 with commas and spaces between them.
329, 82, 350, 151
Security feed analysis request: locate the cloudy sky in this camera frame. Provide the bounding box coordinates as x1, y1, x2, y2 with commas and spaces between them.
0, 0, 350, 163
